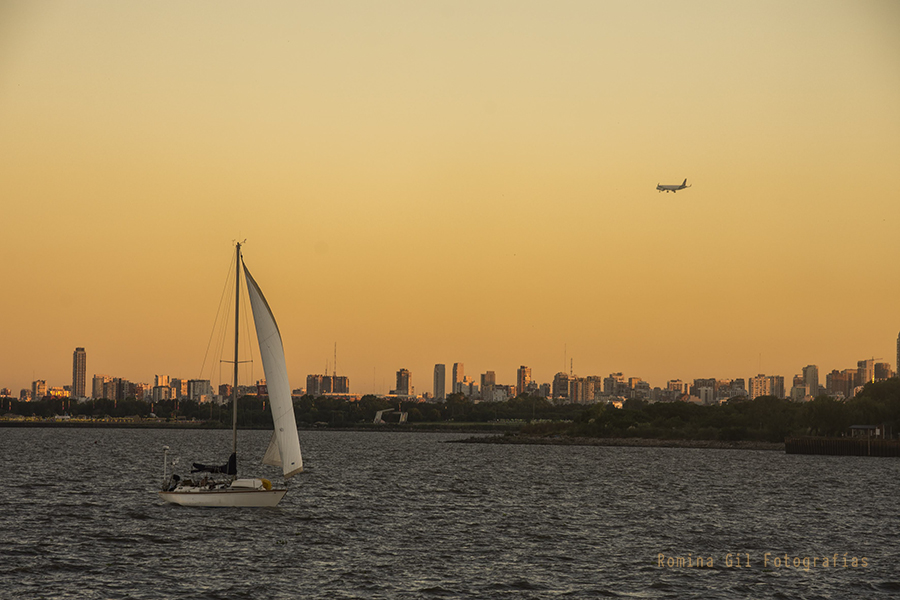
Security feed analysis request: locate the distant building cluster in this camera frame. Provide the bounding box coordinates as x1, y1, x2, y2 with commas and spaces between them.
4, 336, 900, 407
3, 347, 256, 406
422, 353, 895, 407
306, 374, 350, 396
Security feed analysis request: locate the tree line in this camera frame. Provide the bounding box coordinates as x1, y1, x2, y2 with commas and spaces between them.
4, 379, 900, 441
0, 392, 580, 427
527, 378, 900, 442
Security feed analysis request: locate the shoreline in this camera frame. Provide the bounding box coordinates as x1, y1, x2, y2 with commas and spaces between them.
0, 420, 513, 434
0, 421, 784, 449
452, 434, 785, 451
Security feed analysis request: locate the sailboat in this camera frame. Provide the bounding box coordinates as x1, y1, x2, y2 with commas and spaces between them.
159, 242, 303, 507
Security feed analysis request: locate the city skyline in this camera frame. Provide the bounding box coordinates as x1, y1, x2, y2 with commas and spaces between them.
2, 2, 898, 397
3, 341, 896, 402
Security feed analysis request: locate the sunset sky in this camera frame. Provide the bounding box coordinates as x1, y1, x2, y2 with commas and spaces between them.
2, 1, 899, 396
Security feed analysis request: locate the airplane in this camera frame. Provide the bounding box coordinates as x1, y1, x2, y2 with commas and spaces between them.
656, 179, 691, 193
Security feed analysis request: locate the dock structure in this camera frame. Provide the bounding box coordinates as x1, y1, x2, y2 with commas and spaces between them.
785, 437, 900, 457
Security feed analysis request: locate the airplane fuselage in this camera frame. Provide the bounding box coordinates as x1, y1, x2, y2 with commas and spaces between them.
657, 179, 690, 193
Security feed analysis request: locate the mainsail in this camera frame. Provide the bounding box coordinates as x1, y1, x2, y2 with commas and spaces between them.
243, 264, 304, 479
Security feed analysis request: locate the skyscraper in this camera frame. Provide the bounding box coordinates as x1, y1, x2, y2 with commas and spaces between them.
480, 371, 496, 402
306, 374, 325, 396
396, 369, 411, 397
31, 380, 47, 401
802, 365, 818, 399
749, 374, 785, 399
332, 376, 350, 394
826, 369, 857, 399
72, 347, 86, 399
433, 364, 446, 400
187, 379, 214, 401
552, 372, 571, 400
857, 359, 875, 385
480, 371, 496, 389
92, 375, 111, 399
452, 363, 464, 394
874, 363, 892, 381
516, 366, 531, 397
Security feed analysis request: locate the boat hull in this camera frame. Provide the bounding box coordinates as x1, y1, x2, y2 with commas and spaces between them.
159, 488, 287, 507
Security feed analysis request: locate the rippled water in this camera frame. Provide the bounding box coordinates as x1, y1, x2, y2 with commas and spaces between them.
1, 427, 898, 599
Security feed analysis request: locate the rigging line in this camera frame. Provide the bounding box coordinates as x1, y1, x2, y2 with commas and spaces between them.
210, 254, 236, 388
199, 247, 239, 379
218, 276, 234, 362
242, 275, 255, 385
215, 279, 234, 386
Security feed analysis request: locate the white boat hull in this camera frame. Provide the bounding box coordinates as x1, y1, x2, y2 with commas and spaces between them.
159, 488, 287, 507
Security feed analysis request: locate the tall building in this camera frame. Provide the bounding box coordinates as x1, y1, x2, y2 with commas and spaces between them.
603, 373, 625, 396
72, 347, 86, 398
857, 359, 875, 386
92, 375, 111, 399
691, 378, 716, 396
750, 374, 785, 399
332, 376, 350, 394
303, 374, 350, 395
568, 377, 596, 403
586, 376, 604, 398
170, 378, 187, 399
698, 386, 716, 405
31, 380, 47, 401
151, 385, 171, 403
433, 364, 446, 400
187, 379, 213, 401
395, 369, 411, 397
452, 363, 464, 394
826, 369, 857, 399
875, 363, 893, 381
516, 366, 531, 397
666, 380, 686, 394
306, 374, 326, 397
552, 372, 570, 400
770, 375, 785, 399
802, 365, 818, 399
103, 378, 120, 402
456, 376, 478, 398
134, 383, 152, 402
480, 371, 496, 389
479, 371, 496, 402
749, 374, 772, 399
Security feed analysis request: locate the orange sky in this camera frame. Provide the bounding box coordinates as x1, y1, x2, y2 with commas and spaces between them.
1, 1, 899, 395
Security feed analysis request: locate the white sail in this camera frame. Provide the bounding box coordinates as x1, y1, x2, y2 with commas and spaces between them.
261, 432, 281, 467
243, 265, 303, 479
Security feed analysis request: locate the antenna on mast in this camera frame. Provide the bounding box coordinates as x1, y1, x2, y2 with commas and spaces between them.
334, 342, 337, 377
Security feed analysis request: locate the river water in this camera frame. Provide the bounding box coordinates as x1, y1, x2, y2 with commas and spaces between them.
1, 427, 898, 599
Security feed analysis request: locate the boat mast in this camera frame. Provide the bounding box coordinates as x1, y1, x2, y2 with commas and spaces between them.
232, 242, 241, 458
